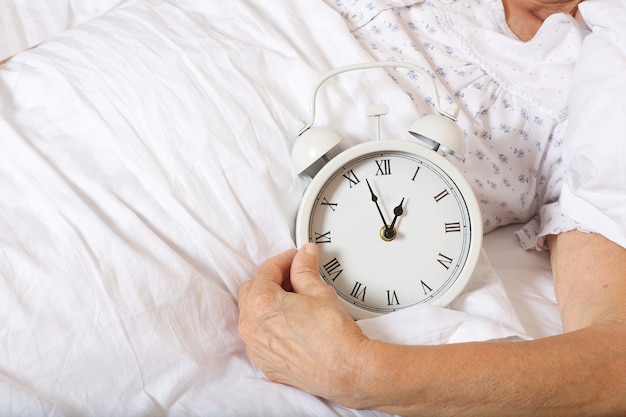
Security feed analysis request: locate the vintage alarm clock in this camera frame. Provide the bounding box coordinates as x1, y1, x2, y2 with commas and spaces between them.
293, 62, 482, 320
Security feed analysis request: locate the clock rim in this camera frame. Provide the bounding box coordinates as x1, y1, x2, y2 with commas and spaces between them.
295, 139, 483, 319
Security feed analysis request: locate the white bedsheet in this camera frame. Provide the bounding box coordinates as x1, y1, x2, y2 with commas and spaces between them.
0, 1, 560, 415
0, 0, 124, 62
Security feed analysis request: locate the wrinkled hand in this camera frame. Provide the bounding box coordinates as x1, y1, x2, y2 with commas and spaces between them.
238, 243, 374, 406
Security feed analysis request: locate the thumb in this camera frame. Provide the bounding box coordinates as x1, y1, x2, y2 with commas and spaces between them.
289, 243, 328, 296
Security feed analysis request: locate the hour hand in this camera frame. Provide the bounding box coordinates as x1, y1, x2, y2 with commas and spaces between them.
381, 198, 405, 241
366, 179, 389, 229
388, 198, 405, 231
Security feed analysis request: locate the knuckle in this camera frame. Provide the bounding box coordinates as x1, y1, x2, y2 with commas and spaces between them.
238, 280, 252, 299
290, 262, 319, 279
318, 282, 338, 298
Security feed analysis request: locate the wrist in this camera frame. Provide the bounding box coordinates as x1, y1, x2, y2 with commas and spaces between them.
327, 338, 381, 409
343, 340, 424, 412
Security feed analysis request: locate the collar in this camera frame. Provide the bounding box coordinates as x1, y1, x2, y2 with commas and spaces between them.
323, 0, 425, 31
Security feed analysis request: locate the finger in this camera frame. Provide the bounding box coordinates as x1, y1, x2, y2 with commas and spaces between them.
289, 243, 330, 296
238, 250, 297, 339
238, 279, 255, 307
255, 248, 297, 287
238, 249, 296, 311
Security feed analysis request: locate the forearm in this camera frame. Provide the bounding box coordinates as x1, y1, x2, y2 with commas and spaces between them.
343, 230, 626, 417
548, 231, 626, 332
351, 323, 626, 417
238, 234, 626, 416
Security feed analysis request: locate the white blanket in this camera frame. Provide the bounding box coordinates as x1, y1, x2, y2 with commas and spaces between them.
0, 1, 560, 415
0, 0, 124, 61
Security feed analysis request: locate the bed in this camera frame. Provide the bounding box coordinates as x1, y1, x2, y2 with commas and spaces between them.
0, 1, 568, 416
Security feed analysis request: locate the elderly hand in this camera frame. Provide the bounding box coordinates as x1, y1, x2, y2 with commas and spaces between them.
237, 243, 375, 406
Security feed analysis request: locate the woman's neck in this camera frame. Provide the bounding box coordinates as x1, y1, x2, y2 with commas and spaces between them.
502, 0, 584, 41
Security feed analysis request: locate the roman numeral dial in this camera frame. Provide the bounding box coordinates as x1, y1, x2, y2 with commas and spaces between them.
295, 141, 482, 320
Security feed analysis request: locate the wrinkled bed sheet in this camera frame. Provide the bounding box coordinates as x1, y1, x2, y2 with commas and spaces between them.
0, 0, 124, 61
0, 1, 560, 416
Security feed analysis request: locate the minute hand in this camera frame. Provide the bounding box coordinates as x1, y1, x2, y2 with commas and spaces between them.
366, 179, 389, 229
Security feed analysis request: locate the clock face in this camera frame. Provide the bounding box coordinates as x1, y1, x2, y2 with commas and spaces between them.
295, 140, 482, 320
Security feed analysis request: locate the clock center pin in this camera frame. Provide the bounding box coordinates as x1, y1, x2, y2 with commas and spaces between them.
380, 226, 397, 241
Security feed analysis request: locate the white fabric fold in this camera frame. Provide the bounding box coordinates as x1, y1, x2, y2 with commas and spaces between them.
0, 1, 561, 415
359, 248, 530, 345
561, 0, 626, 248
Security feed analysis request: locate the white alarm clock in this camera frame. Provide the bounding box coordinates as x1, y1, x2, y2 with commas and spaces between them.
292, 62, 482, 320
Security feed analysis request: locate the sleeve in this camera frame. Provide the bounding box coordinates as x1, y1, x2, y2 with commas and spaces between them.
560, 0, 626, 248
